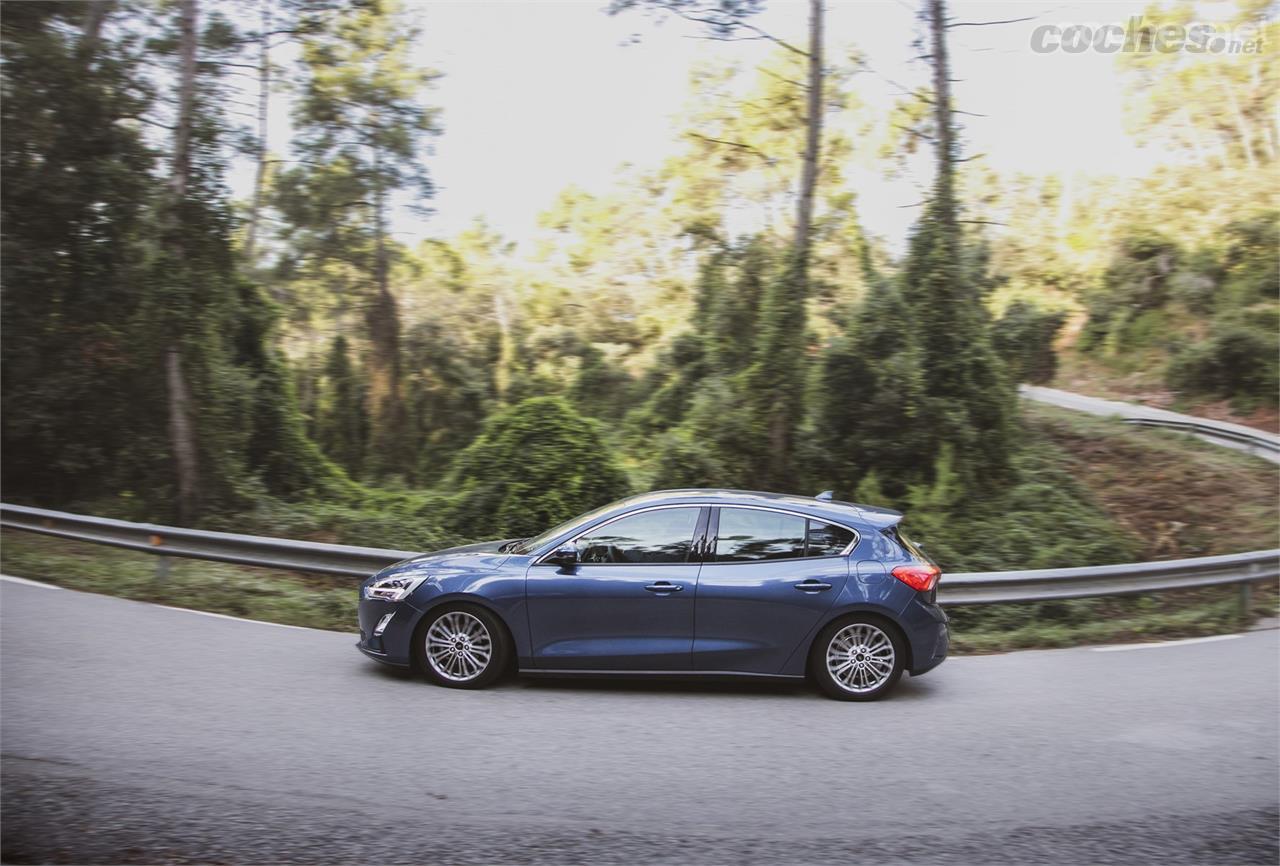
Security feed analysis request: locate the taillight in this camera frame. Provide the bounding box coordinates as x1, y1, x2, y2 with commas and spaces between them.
891, 563, 941, 592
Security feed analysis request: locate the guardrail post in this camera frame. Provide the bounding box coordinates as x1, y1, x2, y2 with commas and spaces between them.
154, 556, 172, 584
1238, 581, 1253, 621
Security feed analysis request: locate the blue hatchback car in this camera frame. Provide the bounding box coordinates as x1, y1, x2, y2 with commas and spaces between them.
357, 489, 948, 701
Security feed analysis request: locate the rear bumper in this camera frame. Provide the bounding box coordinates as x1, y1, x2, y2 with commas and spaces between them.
904, 597, 949, 676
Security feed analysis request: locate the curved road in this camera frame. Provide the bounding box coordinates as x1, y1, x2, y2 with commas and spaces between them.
3, 577, 1277, 865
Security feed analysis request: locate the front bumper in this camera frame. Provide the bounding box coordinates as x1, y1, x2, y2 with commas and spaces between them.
356, 596, 418, 667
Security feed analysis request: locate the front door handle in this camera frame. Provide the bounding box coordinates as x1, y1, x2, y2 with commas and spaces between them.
644, 582, 684, 593
794, 580, 832, 592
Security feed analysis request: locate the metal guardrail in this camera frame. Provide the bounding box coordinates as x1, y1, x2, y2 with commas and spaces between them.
2, 503, 1276, 606
0, 503, 417, 578
1124, 417, 1280, 455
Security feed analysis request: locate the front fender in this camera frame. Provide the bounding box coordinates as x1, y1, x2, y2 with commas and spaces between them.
402, 571, 532, 664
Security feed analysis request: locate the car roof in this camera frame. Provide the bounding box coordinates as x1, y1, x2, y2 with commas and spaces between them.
615, 488, 904, 530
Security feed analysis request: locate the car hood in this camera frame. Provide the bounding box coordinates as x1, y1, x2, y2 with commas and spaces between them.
380, 538, 519, 575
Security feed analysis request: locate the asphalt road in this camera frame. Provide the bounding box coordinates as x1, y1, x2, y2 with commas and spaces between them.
3, 577, 1277, 865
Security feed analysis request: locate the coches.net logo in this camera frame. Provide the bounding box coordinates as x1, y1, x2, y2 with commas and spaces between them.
1030, 16, 1265, 54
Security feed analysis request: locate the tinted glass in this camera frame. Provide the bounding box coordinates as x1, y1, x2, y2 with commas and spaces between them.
576, 508, 701, 564
715, 509, 807, 562
512, 500, 624, 554
806, 521, 856, 557
891, 527, 934, 564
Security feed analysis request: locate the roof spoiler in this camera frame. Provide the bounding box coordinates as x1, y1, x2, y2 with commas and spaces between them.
814, 491, 903, 530
853, 504, 904, 530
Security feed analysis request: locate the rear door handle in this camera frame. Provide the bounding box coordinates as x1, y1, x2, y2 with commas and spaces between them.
794, 580, 832, 592
644, 582, 683, 593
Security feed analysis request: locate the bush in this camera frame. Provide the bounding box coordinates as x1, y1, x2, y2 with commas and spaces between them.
992, 301, 1066, 384
1166, 317, 1279, 407
443, 396, 630, 538
889, 436, 1137, 573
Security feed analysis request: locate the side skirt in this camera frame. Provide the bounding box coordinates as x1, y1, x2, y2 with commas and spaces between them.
518, 669, 806, 682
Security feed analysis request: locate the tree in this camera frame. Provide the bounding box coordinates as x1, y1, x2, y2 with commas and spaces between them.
276, 0, 440, 479
1117, 1, 1276, 170
1, 1, 155, 505
828, 0, 1015, 498
610, 0, 830, 488
444, 397, 630, 538
316, 335, 367, 475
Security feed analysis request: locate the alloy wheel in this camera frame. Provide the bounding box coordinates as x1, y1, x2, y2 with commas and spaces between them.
826, 622, 896, 694
425, 610, 493, 682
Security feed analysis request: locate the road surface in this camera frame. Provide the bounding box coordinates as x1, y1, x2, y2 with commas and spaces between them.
3, 577, 1277, 864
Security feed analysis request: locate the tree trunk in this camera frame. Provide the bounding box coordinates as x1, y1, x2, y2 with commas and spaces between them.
794, 0, 824, 267
78, 0, 113, 65
1219, 75, 1258, 171
169, 0, 197, 202
365, 141, 406, 476
166, 0, 201, 524
928, 0, 956, 224
166, 346, 200, 523
244, 0, 271, 265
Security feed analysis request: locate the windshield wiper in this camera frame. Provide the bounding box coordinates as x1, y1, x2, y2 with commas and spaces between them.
498, 538, 527, 553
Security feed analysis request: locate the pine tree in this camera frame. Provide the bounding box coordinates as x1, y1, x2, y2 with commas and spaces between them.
276, 0, 440, 479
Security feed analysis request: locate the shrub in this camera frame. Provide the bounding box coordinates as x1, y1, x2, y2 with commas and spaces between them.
992, 301, 1066, 384
443, 396, 630, 538
1167, 318, 1279, 408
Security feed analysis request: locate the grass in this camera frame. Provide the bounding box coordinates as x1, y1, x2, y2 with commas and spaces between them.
949, 586, 1275, 654
0, 531, 357, 632
1024, 402, 1279, 559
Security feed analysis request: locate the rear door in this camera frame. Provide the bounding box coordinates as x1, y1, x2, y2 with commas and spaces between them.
526, 505, 708, 670
692, 507, 854, 673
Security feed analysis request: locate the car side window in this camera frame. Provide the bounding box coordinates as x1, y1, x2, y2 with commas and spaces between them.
575, 508, 701, 564
715, 508, 807, 562
806, 521, 855, 557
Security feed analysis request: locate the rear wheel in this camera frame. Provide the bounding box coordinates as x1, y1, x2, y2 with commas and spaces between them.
415, 604, 511, 689
810, 617, 904, 701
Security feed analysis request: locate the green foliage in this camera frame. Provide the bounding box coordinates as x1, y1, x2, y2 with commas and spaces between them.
208, 488, 461, 552
0, 3, 156, 504
898, 434, 1137, 573
1082, 231, 1179, 349
1167, 313, 1279, 409
274, 0, 441, 479
992, 302, 1066, 384
315, 335, 368, 477
816, 283, 931, 498
444, 396, 630, 538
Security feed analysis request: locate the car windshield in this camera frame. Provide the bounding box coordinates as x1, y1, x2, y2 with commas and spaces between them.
509, 500, 623, 555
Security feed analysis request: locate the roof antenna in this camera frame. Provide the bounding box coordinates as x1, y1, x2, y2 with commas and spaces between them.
815, 490, 834, 501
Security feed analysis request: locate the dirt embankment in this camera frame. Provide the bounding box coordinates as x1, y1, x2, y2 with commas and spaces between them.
1030, 408, 1279, 560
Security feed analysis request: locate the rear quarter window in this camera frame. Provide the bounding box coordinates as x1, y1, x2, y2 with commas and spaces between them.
879, 527, 934, 564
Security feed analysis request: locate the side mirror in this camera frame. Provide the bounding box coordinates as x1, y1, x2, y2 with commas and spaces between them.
545, 543, 579, 570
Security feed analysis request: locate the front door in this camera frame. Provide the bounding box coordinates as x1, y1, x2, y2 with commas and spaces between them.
526, 506, 708, 670
693, 506, 853, 673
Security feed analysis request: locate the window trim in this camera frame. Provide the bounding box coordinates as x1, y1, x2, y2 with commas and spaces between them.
531, 504, 710, 567
703, 505, 861, 566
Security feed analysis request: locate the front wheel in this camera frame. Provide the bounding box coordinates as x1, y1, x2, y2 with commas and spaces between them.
810, 617, 905, 701
415, 604, 511, 689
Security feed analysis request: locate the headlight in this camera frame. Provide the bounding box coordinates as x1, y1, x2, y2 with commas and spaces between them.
364, 574, 427, 602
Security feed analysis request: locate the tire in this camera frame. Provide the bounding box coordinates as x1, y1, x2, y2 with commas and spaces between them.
809, 616, 905, 702
414, 603, 511, 690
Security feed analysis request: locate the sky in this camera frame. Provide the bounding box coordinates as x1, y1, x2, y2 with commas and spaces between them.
240, 0, 1178, 255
